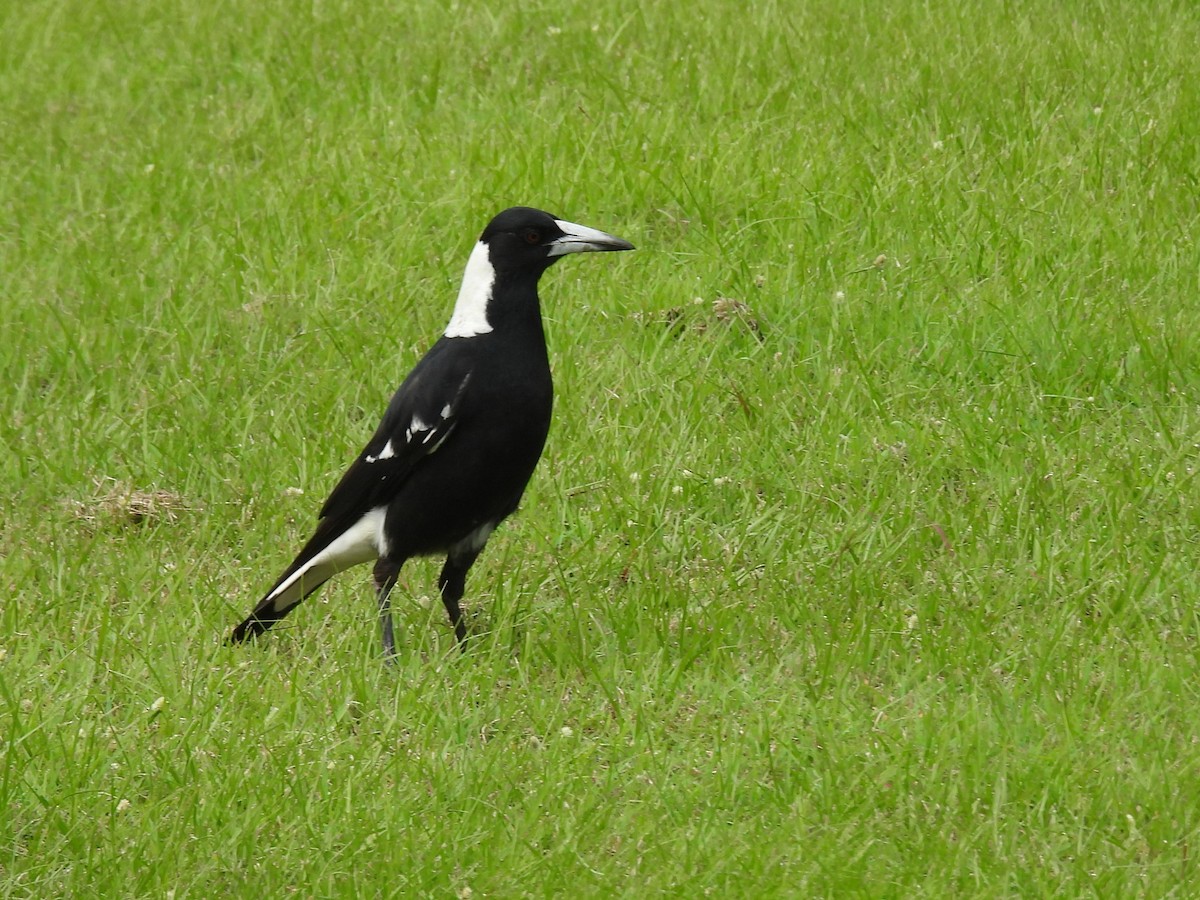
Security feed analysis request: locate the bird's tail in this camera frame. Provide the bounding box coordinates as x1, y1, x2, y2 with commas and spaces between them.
228, 506, 386, 645
228, 561, 337, 643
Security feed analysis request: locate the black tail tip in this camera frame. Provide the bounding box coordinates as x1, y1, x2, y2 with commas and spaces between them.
228, 616, 268, 645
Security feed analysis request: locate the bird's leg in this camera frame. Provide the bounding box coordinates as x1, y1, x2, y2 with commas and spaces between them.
438, 549, 481, 652
372, 557, 404, 661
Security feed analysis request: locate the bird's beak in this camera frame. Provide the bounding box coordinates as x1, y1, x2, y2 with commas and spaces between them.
548, 219, 636, 256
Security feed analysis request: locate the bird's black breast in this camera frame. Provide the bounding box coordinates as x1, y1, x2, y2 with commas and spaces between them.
379, 327, 554, 557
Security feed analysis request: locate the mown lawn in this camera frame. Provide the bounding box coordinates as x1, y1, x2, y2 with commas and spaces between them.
2, 0, 1199, 895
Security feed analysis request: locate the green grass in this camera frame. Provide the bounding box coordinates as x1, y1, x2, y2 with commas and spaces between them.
3, 0, 1200, 894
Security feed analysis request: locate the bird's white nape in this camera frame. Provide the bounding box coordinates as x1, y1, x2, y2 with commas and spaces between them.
444, 241, 496, 338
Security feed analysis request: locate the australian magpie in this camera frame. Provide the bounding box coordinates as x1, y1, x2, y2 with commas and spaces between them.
229, 206, 634, 657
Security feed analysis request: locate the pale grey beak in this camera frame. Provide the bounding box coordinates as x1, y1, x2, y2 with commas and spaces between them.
548, 219, 636, 256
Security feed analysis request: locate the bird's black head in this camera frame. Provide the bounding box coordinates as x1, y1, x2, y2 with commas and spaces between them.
444, 207, 633, 338
479, 207, 635, 276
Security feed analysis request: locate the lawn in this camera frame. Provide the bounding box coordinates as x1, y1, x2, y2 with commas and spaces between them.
2, 0, 1199, 895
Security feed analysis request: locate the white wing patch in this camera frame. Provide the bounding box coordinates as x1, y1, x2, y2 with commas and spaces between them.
426, 423, 455, 454
444, 241, 495, 338
405, 414, 432, 443
367, 372, 469, 465
365, 439, 397, 464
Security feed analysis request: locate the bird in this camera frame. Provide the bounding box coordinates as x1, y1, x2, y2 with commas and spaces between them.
229, 206, 634, 658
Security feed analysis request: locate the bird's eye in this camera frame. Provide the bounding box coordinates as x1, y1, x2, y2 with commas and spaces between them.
523, 229, 542, 245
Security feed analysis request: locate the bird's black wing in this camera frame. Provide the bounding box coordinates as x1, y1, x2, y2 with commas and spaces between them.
319, 357, 473, 527
229, 346, 473, 641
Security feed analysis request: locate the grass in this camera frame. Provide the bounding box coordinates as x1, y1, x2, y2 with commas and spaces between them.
2, 0, 1200, 894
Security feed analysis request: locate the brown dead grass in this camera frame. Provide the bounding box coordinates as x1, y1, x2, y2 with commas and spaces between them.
68, 477, 199, 527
